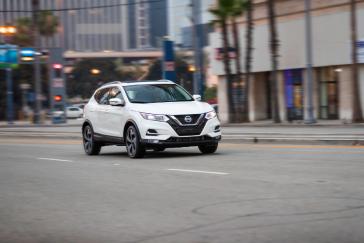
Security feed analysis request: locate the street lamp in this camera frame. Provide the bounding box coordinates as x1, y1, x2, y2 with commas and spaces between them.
90, 68, 101, 75
0, 26, 17, 35
0, 25, 17, 125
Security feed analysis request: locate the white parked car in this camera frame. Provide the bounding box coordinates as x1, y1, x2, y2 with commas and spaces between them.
66, 106, 83, 119
82, 80, 221, 158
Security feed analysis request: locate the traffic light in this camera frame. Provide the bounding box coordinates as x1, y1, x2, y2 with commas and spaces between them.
53, 95, 62, 102
53, 63, 62, 78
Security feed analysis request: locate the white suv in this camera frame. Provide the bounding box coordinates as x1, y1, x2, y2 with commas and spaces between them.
82, 80, 221, 158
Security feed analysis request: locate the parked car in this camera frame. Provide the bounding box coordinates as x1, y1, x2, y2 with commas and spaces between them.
82, 80, 221, 158
66, 106, 83, 119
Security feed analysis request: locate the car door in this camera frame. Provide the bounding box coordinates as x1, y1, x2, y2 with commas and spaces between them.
102, 86, 126, 138
91, 87, 110, 135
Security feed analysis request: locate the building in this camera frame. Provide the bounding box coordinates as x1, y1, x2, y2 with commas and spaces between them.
127, 0, 168, 49
168, 0, 214, 46
209, 0, 364, 123
0, 0, 168, 52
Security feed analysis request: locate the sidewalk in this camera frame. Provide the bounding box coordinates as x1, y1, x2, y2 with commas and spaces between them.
0, 119, 363, 145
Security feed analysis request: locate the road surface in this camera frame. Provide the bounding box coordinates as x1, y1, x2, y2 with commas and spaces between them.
1, 138, 364, 243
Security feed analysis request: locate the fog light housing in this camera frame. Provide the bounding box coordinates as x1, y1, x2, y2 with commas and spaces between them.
146, 129, 158, 136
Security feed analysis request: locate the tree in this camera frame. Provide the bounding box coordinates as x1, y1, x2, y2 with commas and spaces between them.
68, 59, 126, 99
244, 0, 254, 122
267, 0, 281, 123
144, 57, 193, 93
350, 0, 363, 122
230, 0, 248, 122
210, 0, 236, 122
11, 11, 59, 47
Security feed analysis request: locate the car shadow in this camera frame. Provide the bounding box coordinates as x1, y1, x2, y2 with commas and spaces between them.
99, 150, 224, 159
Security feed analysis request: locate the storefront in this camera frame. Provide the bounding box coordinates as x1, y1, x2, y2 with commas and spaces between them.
284, 69, 304, 121
317, 67, 339, 119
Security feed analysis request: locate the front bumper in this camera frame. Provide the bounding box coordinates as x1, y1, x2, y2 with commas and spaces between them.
141, 135, 221, 148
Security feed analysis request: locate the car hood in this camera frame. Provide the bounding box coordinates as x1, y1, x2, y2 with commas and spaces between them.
129, 101, 213, 115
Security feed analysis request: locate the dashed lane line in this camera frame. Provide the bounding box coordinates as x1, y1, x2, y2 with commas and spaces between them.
167, 168, 229, 175
37, 157, 73, 163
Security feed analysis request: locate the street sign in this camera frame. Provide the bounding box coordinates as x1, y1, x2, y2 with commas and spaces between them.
0, 44, 18, 64
357, 40, 364, 63
52, 78, 64, 88
20, 48, 35, 57
162, 39, 176, 82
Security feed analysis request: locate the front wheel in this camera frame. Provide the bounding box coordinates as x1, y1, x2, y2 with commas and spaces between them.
83, 125, 101, 155
125, 125, 145, 158
198, 143, 218, 154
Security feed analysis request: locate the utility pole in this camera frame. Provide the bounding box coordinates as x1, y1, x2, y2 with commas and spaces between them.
304, 0, 316, 124
190, 0, 204, 96
32, 0, 42, 124
6, 67, 14, 124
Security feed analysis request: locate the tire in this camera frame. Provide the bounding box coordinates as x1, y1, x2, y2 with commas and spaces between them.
153, 147, 165, 152
125, 125, 145, 158
198, 143, 218, 154
83, 125, 101, 155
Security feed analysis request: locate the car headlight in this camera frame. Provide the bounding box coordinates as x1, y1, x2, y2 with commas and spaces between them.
140, 112, 169, 122
205, 110, 217, 120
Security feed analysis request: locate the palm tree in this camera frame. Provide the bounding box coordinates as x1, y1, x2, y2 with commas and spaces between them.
210, 0, 236, 122
244, 0, 254, 122
267, 0, 281, 123
230, 0, 248, 122
350, 0, 363, 122
12, 11, 59, 47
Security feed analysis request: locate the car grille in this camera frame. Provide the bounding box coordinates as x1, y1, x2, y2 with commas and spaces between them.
173, 114, 202, 125
167, 115, 207, 136
166, 135, 213, 143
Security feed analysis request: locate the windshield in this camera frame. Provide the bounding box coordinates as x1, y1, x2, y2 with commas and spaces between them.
123, 84, 194, 103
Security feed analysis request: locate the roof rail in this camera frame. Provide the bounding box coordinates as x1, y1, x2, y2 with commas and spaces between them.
100, 81, 123, 87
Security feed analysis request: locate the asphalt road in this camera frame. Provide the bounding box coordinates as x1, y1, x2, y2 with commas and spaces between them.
1, 138, 364, 243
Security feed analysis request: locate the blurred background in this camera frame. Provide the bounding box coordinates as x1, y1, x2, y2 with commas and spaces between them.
0, 0, 363, 125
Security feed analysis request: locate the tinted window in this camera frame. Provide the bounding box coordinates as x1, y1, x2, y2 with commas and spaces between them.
123, 84, 193, 103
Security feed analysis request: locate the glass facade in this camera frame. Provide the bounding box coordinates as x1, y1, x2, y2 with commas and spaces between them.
0, 0, 168, 51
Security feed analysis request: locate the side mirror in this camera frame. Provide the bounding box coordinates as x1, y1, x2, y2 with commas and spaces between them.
193, 94, 201, 101
109, 98, 125, 107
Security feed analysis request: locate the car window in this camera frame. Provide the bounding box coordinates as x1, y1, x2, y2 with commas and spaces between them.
109, 87, 124, 101
99, 89, 110, 105
123, 84, 193, 103
94, 88, 110, 104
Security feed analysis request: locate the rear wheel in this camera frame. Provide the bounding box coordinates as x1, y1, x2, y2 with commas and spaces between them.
83, 125, 101, 155
125, 125, 145, 158
198, 143, 218, 154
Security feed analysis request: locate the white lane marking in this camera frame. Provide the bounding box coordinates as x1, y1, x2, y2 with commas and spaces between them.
167, 168, 229, 175
113, 163, 121, 166
37, 157, 73, 163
